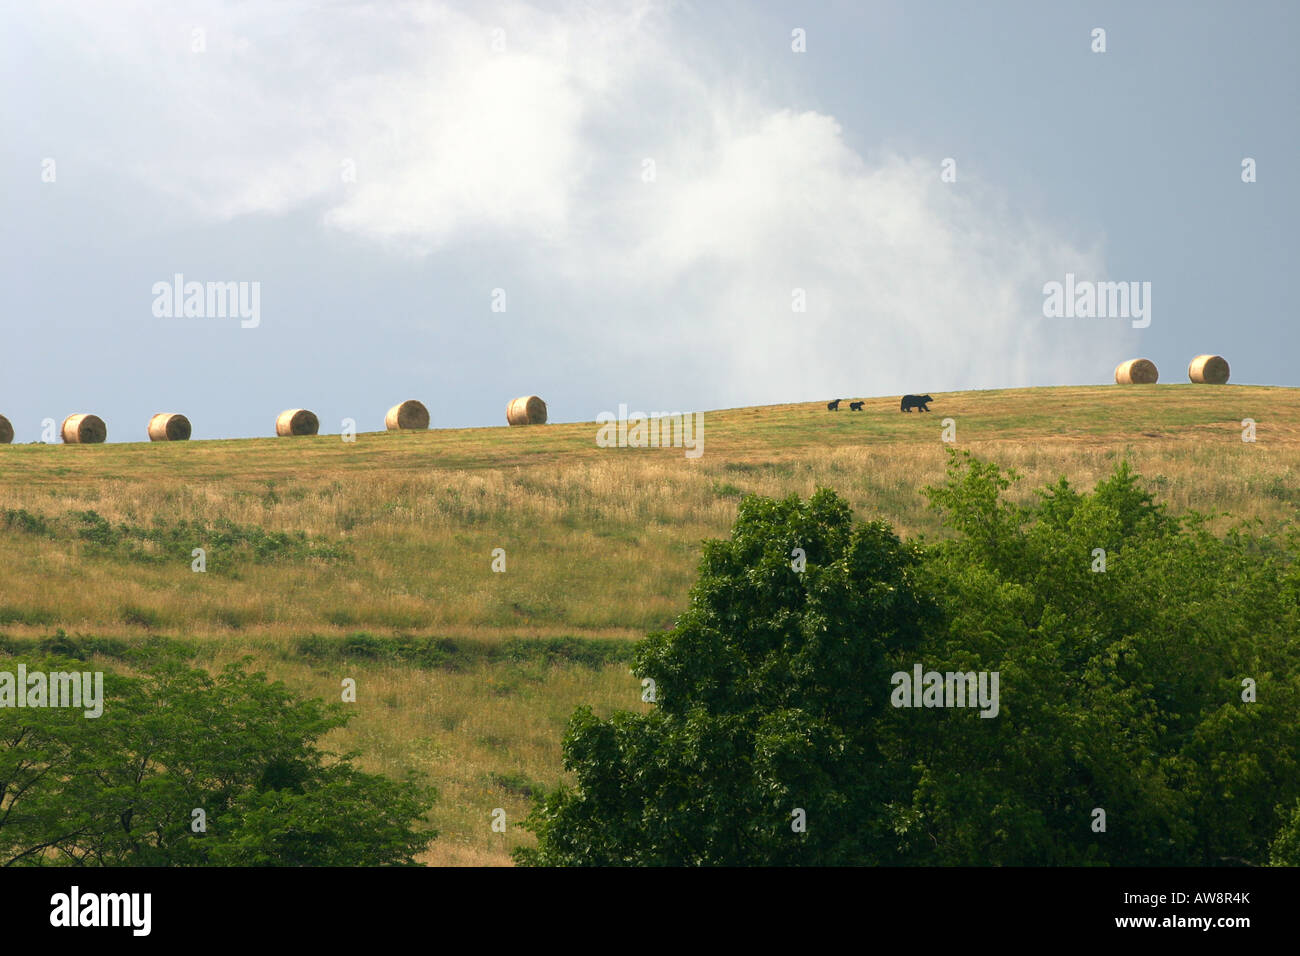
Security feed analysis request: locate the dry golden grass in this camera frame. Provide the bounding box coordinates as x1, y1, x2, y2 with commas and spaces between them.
2, 385, 1296, 640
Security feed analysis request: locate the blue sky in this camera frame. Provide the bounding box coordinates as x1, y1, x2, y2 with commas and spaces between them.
3, 0, 1296, 441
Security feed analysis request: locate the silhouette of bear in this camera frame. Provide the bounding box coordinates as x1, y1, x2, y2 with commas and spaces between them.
900, 394, 932, 412
827, 399, 842, 411
849, 401, 864, 411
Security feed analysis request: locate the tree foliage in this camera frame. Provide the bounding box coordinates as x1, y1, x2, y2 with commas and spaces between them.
520, 452, 1300, 866
518, 488, 937, 864
0, 656, 436, 866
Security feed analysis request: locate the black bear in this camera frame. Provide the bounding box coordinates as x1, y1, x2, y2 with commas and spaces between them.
827, 399, 842, 411
900, 394, 932, 412
849, 401, 864, 411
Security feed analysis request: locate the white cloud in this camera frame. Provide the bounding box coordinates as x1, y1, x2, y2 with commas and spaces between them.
16, 0, 1128, 402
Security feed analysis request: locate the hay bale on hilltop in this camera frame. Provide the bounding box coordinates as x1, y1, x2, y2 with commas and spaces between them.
148, 413, 192, 442
506, 395, 547, 426
385, 399, 430, 431
1188, 354, 1230, 384
276, 408, 319, 437
62, 414, 107, 444
0, 415, 12, 445
1115, 358, 1159, 384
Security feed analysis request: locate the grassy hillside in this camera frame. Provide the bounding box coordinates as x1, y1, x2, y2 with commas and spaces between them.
3, 384, 1296, 641
3, 384, 1298, 863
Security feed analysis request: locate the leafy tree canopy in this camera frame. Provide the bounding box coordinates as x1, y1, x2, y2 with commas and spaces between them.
0, 654, 436, 866
520, 452, 1300, 866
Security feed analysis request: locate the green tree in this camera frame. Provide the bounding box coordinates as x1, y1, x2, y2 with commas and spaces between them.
0, 655, 436, 866
893, 450, 1300, 865
520, 454, 1300, 866
517, 488, 937, 865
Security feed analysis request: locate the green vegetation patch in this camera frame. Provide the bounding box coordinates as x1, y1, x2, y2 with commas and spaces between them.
2, 506, 346, 571
0, 630, 197, 665
292, 633, 633, 671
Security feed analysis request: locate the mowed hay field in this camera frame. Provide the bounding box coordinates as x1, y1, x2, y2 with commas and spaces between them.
2, 384, 1299, 864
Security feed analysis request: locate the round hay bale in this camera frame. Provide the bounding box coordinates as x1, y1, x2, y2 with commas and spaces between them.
506, 395, 547, 426
61, 414, 107, 445
275, 408, 319, 437
148, 413, 192, 442
1114, 358, 1159, 385
0, 415, 12, 445
385, 399, 430, 431
1188, 354, 1230, 384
